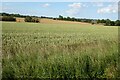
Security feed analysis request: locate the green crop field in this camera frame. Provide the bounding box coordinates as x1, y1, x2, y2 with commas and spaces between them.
2, 22, 120, 79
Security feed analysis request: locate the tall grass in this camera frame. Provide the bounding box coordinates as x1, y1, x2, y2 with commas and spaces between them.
2, 22, 119, 79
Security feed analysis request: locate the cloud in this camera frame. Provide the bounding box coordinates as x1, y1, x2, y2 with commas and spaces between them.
97, 4, 118, 14
66, 8, 80, 16
66, 3, 83, 16
68, 3, 82, 8
93, 2, 104, 7
42, 3, 50, 7
2, 6, 12, 11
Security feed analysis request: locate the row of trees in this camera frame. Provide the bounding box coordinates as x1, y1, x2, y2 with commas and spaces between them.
56, 15, 120, 26
0, 13, 39, 18
0, 16, 40, 23
0, 13, 120, 26
55, 15, 94, 23
0, 13, 40, 23
100, 19, 120, 26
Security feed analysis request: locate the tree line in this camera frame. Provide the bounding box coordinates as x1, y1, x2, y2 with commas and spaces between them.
55, 15, 120, 26
0, 13, 120, 26
0, 13, 40, 23
0, 13, 39, 18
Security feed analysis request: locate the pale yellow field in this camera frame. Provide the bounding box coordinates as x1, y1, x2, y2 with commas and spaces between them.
40, 18, 90, 24
15, 17, 92, 25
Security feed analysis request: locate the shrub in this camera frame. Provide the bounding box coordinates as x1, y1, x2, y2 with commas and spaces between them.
34, 19, 40, 23
25, 16, 32, 22
1, 16, 16, 21
115, 20, 120, 26
25, 17, 40, 23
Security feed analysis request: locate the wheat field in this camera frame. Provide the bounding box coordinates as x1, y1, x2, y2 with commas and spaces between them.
2, 21, 119, 79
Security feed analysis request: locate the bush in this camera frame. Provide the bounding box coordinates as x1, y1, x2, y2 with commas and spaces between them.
25, 16, 32, 22
104, 19, 111, 26
25, 17, 40, 23
115, 20, 120, 26
0, 16, 16, 21
91, 22, 95, 25
34, 19, 40, 23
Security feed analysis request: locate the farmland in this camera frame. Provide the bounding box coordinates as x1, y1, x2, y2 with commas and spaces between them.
2, 21, 119, 79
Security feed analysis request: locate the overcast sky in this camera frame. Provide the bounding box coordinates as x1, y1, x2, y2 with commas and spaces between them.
1, 2, 119, 20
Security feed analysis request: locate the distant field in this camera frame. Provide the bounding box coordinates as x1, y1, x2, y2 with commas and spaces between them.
2, 21, 119, 78
15, 17, 91, 25
40, 18, 90, 24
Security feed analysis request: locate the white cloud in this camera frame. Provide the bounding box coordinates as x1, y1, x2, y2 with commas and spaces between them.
82, 4, 88, 7
97, 4, 118, 14
66, 3, 83, 16
66, 8, 80, 16
97, 4, 103, 7
2, 6, 12, 11
94, 2, 104, 7
68, 3, 82, 8
42, 3, 50, 7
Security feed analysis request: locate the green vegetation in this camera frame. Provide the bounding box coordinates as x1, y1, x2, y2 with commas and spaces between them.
2, 22, 119, 79
57, 15, 120, 26
0, 13, 39, 18
0, 16, 16, 21
25, 16, 40, 23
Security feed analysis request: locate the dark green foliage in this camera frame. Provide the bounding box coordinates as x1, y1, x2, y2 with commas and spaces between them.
56, 15, 120, 26
71, 17, 75, 21
25, 17, 40, 23
110, 21, 115, 26
115, 20, 120, 26
25, 16, 32, 22
66, 17, 71, 21
91, 22, 95, 25
100, 19, 106, 23
56, 15, 119, 26
59, 15, 64, 20
0, 12, 40, 18
104, 19, 111, 26
35, 19, 40, 23
0, 16, 16, 21
104, 19, 120, 26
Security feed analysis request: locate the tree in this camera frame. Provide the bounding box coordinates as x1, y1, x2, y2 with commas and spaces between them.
110, 21, 115, 26
25, 16, 40, 23
1, 13, 10, 16
25, 16, 32, 22
34, 19, 40, 23
1, 16, 16, 21
59, 15, 63, 20
91, 20, 97, 25
105, 19, 111, 26
97, 19, 101, 23
115, 20, 120, 26
71, 17, 75, 21
101, 19, 106, 23
66, 17, 71, 21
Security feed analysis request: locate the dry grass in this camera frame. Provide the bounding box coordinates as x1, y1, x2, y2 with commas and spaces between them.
40, 18, 91, 25
11, 17, 97, 26
15, 17, 25, 22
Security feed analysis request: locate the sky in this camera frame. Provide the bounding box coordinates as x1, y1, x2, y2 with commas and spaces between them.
1, 2, 119, 20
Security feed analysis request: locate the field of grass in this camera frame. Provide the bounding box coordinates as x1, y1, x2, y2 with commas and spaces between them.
2, 21, 120, 79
